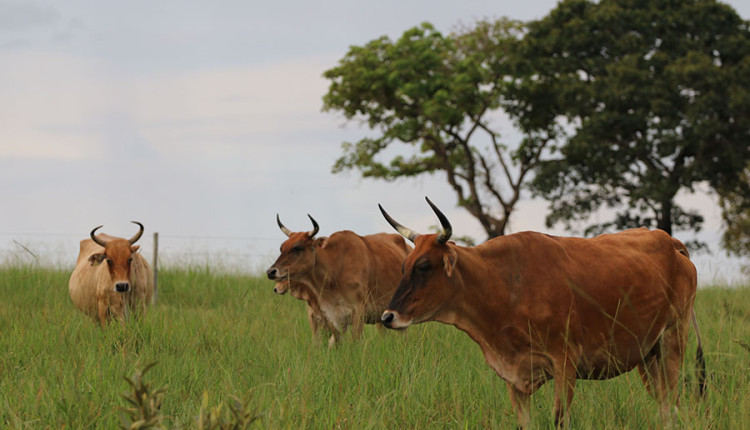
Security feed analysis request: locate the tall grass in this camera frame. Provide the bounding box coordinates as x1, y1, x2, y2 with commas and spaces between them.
1, 264, 748, 428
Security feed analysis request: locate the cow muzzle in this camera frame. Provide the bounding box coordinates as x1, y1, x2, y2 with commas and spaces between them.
266, 267, 281, 280
273, 281, 289, 295
115, 282, 130, 293
381, 310, 410, 329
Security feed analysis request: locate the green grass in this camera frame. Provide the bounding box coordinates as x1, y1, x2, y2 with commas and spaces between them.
1, 264, 748, 429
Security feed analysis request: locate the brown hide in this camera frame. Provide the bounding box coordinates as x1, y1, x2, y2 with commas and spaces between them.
381, 202, 701, 428
267, 227, 410, 346
68, 232, 154, 327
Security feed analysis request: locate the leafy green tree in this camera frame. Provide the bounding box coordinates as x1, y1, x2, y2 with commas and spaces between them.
720, 164, 750, 260
322, 21, 558, 238
519, 0, 750, 237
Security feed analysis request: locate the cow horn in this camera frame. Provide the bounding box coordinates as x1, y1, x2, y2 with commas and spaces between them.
129, 221, 145, 244
90, 225, 107, 247
426, 197, 452, 245
277, 214, 292, 237
379, 204, 420, 242
307, 214, 319, 238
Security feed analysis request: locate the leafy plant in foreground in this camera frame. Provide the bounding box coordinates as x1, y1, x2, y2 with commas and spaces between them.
119, 362, 167, 430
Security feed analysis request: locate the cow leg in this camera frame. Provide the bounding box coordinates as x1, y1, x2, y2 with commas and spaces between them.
553, 361, 576, 428
350, 309, 365, 340
328, 332, 339, 348
97, 300, 109, 328
638, 321, 688, 419
659, 322, 689, 416
506, 382, 530, 429
327, 320, 343, 348
306, 306, 322, 344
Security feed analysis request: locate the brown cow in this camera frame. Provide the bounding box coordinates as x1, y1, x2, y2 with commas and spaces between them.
266, 214, 410, 347
379, 197, 705, 428
68, 221, 154, 327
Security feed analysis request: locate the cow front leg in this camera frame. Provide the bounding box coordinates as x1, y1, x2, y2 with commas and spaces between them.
97, 300, 109, 328
506, 382, 530, 429
327, 330, 341, 348
306, 305, 323, 344
350, 307, 365, 340
553, 362, 576, 428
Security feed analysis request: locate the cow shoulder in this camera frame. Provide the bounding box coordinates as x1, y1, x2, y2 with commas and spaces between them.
317, 230, 364, 253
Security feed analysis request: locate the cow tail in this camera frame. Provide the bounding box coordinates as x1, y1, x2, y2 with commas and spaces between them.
692, 309, 707, 397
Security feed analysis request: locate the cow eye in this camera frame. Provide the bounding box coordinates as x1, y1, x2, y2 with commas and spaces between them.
416, 261, 431, 273
292, 246, 303, 253
128, 257, 133, 264
106, 258, 113, 266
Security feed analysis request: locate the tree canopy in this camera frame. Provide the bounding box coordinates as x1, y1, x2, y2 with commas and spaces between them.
323, 0, 750, 251
519, 0, 750, 237
721, 163, 750, 260
322, 20, 558, 238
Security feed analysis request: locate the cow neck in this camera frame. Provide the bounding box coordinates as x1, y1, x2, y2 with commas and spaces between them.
440, 242, 516, 357
308, 241, 335, 291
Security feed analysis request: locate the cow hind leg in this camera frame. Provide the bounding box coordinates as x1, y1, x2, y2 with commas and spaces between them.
638, 322, 688, 419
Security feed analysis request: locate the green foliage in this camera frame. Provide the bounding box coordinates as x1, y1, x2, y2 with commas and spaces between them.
521, 0, 750, 236
1, 265, 749, 428
720, 164, 750, 265
119, 362, 167, 430
323, 20, 556, 238
195, 392, 261, 430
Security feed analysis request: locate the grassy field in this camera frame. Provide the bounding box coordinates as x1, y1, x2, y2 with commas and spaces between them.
0, 265, 748, 429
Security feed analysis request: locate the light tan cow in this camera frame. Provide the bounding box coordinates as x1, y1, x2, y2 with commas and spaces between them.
380, 197, 705, 428
68, 221, 154, 327
266, 214, 410, 346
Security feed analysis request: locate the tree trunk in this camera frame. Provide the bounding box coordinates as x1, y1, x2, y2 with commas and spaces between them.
658, 198, 673, 236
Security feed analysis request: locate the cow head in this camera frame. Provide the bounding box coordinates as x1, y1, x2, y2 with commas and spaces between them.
266, 214, 322, 294
379, 197, 458, 329
88, 221, 144, 293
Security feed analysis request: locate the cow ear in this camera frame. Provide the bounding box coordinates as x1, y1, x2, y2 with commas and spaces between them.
130, 245, 140, 253
314, 237, 329, 249
89, 253, 106, 266
443, 249, 458, 278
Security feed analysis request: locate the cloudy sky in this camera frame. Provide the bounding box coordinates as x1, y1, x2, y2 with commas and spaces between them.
1, 0, 748, 284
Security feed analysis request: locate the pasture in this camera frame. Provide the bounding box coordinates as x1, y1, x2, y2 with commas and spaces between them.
0, 264, 748, 429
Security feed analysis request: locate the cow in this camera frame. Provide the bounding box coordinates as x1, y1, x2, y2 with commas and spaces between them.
266, 214, 410, 347
379, 197, 705, 428
68, 221, 154, 328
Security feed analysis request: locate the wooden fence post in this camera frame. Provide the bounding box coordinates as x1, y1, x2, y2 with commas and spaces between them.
153, 232, 159, 305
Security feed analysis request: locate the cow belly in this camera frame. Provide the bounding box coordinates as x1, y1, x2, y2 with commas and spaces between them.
576, 331, 662, 380
483, 349, 554, 394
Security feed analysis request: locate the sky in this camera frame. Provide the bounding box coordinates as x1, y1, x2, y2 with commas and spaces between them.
1, 0, 748, 285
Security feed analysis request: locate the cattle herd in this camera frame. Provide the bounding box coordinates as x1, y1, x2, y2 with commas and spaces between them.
66, 197, 706, 428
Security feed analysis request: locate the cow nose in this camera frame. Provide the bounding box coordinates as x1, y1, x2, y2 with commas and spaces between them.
115, 282, 130, 293
266, 267, 277, 280
382, 311, 395, 326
